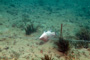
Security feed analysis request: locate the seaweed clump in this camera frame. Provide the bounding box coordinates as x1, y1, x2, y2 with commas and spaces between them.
76, 28, 90, 41
41, 54, 53, 60
56, 37, 70, 54
25, 24, 38, 35
75, 28, 90, 48
56, 24, 70, 54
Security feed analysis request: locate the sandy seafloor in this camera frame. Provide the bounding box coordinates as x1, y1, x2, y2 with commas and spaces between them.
0, 0, 90, 60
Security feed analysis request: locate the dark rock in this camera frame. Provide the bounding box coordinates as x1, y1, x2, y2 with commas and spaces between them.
4, 47, 9, 50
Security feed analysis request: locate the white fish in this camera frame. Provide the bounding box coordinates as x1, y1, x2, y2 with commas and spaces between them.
39, 31, 55, 42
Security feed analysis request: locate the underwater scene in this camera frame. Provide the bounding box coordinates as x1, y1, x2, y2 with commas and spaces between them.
0, 0, 90, 60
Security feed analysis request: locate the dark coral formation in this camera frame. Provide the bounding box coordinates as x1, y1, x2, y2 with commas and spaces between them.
55, 24, 70, 54
56, 37, 70, 54
41, 54, 53, 60
25, 24, 37, 35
